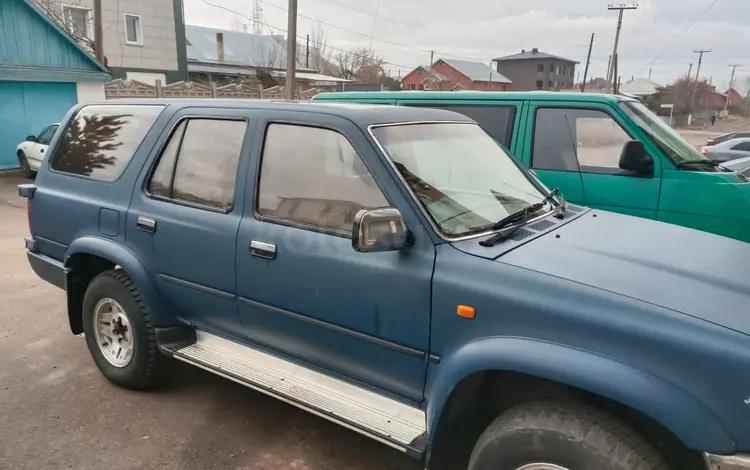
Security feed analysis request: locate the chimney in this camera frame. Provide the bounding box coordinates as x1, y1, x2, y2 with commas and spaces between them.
216, 32, 224, 62
532, 48, 539, 54
521, 49, 526, 53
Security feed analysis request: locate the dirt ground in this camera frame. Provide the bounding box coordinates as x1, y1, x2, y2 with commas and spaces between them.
0, 172, 418, 470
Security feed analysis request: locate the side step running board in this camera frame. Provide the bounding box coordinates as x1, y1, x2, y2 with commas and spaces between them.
170, 331, 428, 456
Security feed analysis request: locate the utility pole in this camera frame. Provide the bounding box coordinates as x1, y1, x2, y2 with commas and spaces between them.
606, 4, 638, 92
428, 50, 434, 90
305, 34, 310, 69
648, 68, 652, 80
285, 0, 298, 99
613, 52, 619, 94
689, 49, 711, 123
725, 64, 741, 112
93, 0, 104, 64
687, 62, 693, 80
581, 32, 594, 92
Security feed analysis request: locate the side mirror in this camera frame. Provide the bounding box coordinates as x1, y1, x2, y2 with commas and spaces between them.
352, 208, 412, 253
619, 140, 653, 176
26, 135, 37, 143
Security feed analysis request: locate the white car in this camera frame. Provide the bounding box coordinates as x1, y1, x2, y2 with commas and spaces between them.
16, 123, 59, 178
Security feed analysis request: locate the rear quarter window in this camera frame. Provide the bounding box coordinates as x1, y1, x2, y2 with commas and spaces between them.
50, 104, 164, 181
402, 103, 517, 147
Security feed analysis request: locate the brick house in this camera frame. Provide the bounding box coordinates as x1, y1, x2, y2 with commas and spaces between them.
726, 88, 745, 107
401, 58, 511, 91
493, 48, 578, 91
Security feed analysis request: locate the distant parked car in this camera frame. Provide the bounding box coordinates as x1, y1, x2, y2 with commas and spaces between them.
702, 137, 750, 162
16, 123, 59, 178
720, 155, 750, 177
706, 131, 750, 146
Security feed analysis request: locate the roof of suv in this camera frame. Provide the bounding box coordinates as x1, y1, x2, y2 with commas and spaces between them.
313, 90, 634, 105
84, 98, 475, 127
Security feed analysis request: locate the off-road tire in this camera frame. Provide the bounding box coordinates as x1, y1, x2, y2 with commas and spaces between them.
467, 401, 669, 470
17, 151, 35, 179
82, 269, 165, 390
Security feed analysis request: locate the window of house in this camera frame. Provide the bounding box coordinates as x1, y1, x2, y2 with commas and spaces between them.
730, 141, 750, 151
148, 119, 247, 211
548, 80, 553, 88
257, 124, 389, 234
51, 105, 164, 181
63, 5, 91, 39
407, 84, 416, 90
124, 14, 143, 45
536, 80, 543, 90
537, 64, 544, 73
532, 108, 633, 174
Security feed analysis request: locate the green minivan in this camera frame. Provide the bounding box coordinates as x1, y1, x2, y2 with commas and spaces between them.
313, 91, 750, 242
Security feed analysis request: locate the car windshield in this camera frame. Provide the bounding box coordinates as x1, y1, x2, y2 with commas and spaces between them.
619, 101, 708, 165
371, 123, 549, 237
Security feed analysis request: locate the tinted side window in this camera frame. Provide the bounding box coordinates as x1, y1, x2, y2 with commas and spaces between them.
147, 119, 246, 211
37, 125, 58, 145
533, 108, 632, 173
51, 105, 164, 181
730, 141, 750, 151
257, 124, 389, 234
148, 121, 186, 198
441, 105, 516, 147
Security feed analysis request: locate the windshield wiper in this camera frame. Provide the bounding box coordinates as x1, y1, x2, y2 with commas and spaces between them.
675, 159, 724, 169
479, 188, 563, 247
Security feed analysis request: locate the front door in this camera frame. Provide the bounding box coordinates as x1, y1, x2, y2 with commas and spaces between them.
235, 112, 434, 402
127, 108, 255, 334
524, 103, 661, 218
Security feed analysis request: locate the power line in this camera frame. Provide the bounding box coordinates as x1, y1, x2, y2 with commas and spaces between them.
199, 0, 418, 71
257, 0, 431, 54
639, 0, 721, 73
311, 0, 413, 28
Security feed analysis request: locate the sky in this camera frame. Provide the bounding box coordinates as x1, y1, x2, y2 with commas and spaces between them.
183, 0, 750, 92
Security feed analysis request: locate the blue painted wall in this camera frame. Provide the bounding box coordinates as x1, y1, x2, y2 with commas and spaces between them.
0, 82, 77, 170
0, 0, 110, 82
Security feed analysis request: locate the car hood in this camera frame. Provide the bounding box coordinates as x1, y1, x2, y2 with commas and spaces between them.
458, 210, 750, 335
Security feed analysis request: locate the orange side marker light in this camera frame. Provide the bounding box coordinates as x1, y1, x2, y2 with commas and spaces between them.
457, 305, 475, 319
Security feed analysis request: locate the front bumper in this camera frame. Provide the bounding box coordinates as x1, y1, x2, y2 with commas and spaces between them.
705, 453, 750, 470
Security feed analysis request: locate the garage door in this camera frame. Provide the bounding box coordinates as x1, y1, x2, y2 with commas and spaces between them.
0, 82, 77, 170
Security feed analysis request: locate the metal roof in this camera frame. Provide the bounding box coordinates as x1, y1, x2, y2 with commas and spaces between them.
439, 58, 512, 84
185, 25, 315, 72
619, 77, 663, 97
493, 50, 579, 64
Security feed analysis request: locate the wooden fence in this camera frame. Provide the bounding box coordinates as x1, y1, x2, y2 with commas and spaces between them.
105, 79, 322, 100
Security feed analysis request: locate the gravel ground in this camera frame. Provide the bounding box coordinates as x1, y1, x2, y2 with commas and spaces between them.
0, 174, 419, 470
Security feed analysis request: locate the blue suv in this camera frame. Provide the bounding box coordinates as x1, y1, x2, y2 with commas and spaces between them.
20, 99, 750, 470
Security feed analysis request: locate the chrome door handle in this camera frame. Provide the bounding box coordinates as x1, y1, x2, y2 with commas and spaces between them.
137, 216, 156, 233
250, 241, 276, 259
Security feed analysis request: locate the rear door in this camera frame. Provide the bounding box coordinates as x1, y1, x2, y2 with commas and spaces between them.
127, 108, 256, 335
728, 141, 750, 160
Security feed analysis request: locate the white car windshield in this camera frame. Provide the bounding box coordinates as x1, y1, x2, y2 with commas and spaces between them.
371, 123, 550, 237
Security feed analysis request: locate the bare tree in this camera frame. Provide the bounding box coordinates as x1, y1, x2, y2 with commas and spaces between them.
335, 47, 385, 83
309, 21, 334, 73
34, 0, 95, 52
231, 14, 245, 32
